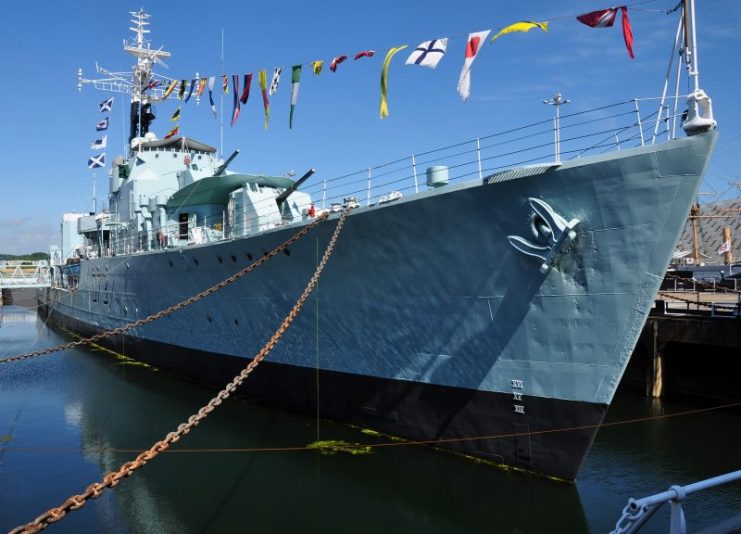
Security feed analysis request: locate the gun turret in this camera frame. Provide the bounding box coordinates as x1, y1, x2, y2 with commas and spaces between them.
276, 168, 316, 208
214, 149, 240, 176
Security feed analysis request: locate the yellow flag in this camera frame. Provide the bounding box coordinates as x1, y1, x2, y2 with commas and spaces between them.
490, 21, 548, 42
379, 45, 408, 119
258, 69, 269, 129
311, 60, 324, 75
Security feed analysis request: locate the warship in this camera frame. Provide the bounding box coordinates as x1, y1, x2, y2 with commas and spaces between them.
38, 2, 717, 480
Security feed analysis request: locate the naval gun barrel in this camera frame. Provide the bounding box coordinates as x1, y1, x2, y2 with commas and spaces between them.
276, 168, 316, 207
214, 149, 240, 176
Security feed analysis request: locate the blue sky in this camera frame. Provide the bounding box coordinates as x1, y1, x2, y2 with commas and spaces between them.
0, 0, 739, 254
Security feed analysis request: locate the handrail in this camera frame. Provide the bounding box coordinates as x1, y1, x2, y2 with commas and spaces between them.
82, 97, 688, 260
612, 470, 741, 534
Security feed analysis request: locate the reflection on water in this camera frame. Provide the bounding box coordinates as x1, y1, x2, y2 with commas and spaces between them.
1, 305, 739, 533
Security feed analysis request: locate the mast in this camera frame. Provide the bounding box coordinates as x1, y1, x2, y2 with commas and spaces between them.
77, 10, 172, 150
690, 203, 700, 265
124, 10, 170, 145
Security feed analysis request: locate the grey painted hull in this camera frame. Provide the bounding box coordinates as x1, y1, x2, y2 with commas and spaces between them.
39, 132, 717, 479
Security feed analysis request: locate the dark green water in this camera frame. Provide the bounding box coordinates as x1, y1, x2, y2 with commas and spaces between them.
1, 304, 739, 533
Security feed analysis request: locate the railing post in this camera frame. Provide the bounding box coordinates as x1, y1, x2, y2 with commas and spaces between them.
634, 98, 645, 146
367, 167, 372, 207
476, 138, 483, 180
322, 179, 327, 210
411, 154, 419, 193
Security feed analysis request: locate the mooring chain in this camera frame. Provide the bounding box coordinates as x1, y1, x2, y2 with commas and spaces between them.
0, 211, 333, 365
9, 206, 350, 534
658, 291, 739, 310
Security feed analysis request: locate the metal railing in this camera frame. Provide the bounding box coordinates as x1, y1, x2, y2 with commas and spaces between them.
90, 97, 683, 258
612, 470, 741, 533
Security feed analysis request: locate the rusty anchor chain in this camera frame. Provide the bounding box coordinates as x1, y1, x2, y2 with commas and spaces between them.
9, 206, 350, 534
0, 210, 333, 365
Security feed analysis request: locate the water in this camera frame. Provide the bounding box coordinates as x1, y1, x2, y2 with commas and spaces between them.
1, 304, 739, 533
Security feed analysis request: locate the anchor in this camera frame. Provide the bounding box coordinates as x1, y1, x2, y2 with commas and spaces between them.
507, 197, 580, 274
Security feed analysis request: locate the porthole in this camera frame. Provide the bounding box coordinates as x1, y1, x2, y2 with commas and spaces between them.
217, 256, 223, 264
233, 318, 239, 326
245, 252, 253, 261
169, 260, 174, 267
207, 316, 213, 323
230, 254, 237, 263
194, 258, 199, 266
284, 248, 291, 256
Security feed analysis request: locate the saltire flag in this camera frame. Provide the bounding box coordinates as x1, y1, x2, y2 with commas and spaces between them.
330, 55, 348, 72
163, 80, 178, 99
146, 79, 160, 90
231, 74, 240, 127
164, 125, 179, 139
457, 30, 490, 102
196, 78, 207, 97
88, 153, 105, 169
178, 79, 187, 100
311, 60, 324, 75
207, 77, 217, 117
289, 65, 301, 129
405, 38, 448, 69
269, 67, 282, 96
96, 117, 109, 131
717, 240, 731, 255
91, 135, 107, 150
99, 97, 114, 112
259, 69, 270, 129
222, 75, 229, 94
576, 7, 635, 58
184, 79, 197, 102
354, 50, 375, 60
239, 73, 253, 105
379, 45, 408, 119
490, 21, 548, 42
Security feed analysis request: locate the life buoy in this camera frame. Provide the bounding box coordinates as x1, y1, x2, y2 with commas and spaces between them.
158, 230, 166, 248
184, 154, 191, 166
308, 204, 316, 217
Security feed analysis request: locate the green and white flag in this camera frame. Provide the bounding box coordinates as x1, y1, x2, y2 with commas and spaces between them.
289, 65, 302, 129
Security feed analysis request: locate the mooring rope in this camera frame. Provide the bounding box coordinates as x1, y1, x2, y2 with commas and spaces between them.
9, 206, 351, 534
0, 210, 333, 364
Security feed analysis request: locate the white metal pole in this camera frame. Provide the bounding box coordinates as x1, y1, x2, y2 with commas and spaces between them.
367, 168, 372, 206
653, 15, 683, 144
555, 107, 560, 163
476, 138, 483, 180
633, 98, 645, 146
688, 0, 700, 92
411, 154, 419, 193
220, 29, 224, 158
322, 179, 327, 209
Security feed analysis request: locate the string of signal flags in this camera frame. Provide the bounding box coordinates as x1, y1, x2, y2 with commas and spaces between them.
147, 4, 659, 137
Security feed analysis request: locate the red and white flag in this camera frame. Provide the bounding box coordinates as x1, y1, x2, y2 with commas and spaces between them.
576, 6, 634, 59
457, 30, 490, 102
330, 55, 348, 72
576, 7, 618, 28
717, 240, 731, 255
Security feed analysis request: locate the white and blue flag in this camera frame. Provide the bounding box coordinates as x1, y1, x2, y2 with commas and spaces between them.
99, 97, 114, 112
405, 38, 448, 69
91, 134, 107, 150
88, 153, 106, 169
96, 117, 109, 131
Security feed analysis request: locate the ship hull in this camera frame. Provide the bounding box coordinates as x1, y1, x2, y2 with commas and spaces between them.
39, 132, 717, 480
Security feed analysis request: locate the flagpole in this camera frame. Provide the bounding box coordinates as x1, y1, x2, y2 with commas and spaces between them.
220, 28, 224, 158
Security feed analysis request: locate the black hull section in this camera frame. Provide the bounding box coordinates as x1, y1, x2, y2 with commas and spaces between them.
45, 305, 607, 481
